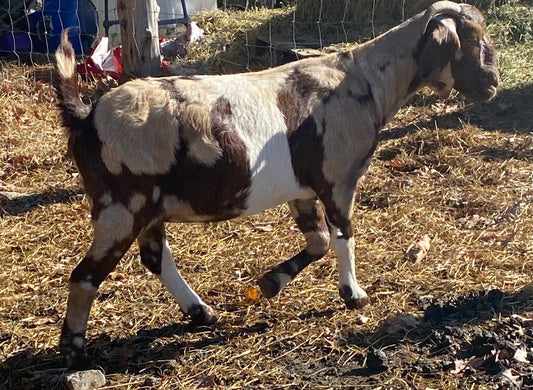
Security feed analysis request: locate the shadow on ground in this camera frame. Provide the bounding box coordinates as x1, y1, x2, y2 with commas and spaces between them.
381, 83, 533, 143
0, 188, 83, 217
2, 285, 533, 388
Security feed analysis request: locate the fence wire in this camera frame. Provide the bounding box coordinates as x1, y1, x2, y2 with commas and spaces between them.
0, 0, 531, 78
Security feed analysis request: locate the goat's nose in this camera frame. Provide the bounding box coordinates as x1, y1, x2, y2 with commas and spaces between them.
484, 70, 498, 87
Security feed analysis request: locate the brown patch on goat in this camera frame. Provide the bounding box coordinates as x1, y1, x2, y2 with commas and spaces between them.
159, 78, 223, 166
158, 97, 251, 219
284, 114, 353, 238
279, 67, 376, 238
347, 82, 375, 105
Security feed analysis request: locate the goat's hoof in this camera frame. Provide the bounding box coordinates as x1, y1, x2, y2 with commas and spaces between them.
60, 328, 90, 369
339, 285, 371, 310
257, 271, 287, 299
61, 343, 90, 370
188, 304, 218, 326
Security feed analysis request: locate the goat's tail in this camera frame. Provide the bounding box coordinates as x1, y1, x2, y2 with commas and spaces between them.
54, 30, 91, 129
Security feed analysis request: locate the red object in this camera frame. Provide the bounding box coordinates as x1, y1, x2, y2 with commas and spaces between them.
77, 39, 123, 80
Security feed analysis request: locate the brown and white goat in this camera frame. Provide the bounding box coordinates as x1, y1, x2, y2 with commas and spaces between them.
55, 1, 498, 368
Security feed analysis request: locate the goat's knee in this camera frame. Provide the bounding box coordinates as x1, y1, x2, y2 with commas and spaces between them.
259, 199, 330, 298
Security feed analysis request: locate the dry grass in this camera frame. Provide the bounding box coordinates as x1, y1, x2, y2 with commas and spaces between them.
1, 1, 533, 389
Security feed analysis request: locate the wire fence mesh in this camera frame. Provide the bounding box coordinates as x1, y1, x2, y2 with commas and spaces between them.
0, 1, 531, 77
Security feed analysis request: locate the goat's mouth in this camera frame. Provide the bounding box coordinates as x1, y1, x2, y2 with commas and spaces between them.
464, 85, 497, 102
486, 85, 497, 99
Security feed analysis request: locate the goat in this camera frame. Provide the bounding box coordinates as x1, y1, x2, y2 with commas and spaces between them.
54, 1, 498, 368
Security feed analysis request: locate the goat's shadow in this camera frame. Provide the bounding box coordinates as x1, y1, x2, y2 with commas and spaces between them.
0, 318, 269, 388
0, 188, 83, 217
2, 285, 533, 388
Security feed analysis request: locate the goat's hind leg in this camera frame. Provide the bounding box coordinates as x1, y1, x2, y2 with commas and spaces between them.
138, 222, 218, 325
61, 215, 138, 369
258, 199, 330, 298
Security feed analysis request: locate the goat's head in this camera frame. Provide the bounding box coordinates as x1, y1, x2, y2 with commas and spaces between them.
412, 1, 499, 101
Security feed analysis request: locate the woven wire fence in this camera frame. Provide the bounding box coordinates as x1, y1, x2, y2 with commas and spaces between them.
0, 1, 531, 76
0, 0, 415, 68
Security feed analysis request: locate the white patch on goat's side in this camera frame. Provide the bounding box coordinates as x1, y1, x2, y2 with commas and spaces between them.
95, 79, 181, 175
152, 187, 161, 203
174, 100, 223, 166
187, 137, 223, 166
129, 193, 146, 213
158, 239, 206, 312
90, 203, 134, 260
206, 73, 314, 215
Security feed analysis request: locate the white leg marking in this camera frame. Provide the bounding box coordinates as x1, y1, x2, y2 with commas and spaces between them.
331, 232, 368, 302
65, 281, 98, 334
159, 240, 206, 312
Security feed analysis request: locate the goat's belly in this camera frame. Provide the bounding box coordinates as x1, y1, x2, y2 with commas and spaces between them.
242, 171, 314, 216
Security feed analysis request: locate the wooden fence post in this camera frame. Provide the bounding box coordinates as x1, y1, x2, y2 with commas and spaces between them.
117, 0, 161, 80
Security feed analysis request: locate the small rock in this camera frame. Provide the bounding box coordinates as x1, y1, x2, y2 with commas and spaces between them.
64, 370, 106, 390
379, 313, 420, 334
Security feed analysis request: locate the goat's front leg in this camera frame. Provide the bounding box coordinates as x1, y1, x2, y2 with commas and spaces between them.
137, 222, 218, 325
321, 188, 371, 310
258, 198, 330, 298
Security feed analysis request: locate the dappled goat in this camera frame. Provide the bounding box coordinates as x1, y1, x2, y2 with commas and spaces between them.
54, 1, 498, 368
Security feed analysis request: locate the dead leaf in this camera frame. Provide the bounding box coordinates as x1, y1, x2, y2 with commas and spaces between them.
455, 214, 494, 229
388, 160, 406, 170
354, 314, 370, 325
247, 287, 259, 300
406, 234, 431, 263
450, 357, 471, 374
450, 356, 485, 374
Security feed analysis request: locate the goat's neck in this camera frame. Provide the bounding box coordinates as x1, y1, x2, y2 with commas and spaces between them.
343, 15, 426, 127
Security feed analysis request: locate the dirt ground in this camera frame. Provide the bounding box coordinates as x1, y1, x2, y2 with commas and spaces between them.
1, 2, 532, 389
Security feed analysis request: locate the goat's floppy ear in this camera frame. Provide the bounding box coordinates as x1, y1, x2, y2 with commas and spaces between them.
411, 16, 461, 98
